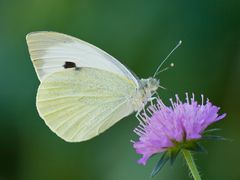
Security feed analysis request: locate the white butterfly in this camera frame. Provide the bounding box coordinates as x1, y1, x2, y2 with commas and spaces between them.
26, 31, 179, 142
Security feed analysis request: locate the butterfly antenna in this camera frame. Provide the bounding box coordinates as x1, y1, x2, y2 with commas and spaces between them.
157, 63, 175, 74
153, 40, 182, 78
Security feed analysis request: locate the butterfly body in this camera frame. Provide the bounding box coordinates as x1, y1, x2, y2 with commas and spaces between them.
131, 78, 159, 111
27, 31, 159, 142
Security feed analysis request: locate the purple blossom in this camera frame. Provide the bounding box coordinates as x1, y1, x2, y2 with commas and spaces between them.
133, 93, 226, 165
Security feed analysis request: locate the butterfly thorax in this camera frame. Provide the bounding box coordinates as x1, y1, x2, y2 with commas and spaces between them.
131, 77, 159, 112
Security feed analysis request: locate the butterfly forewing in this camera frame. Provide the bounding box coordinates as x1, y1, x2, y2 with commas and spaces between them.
26, 31, 139, 86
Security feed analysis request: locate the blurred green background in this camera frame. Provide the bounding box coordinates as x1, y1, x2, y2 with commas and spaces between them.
0, 0, 239, 179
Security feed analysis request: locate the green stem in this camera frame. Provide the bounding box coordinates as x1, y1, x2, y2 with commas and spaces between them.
182, 150, 201, 180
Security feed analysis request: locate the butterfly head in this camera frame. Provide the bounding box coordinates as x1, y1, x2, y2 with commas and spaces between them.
140, 77, 160, 94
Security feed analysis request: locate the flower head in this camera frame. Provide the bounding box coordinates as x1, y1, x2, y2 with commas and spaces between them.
133, 93, 226, 166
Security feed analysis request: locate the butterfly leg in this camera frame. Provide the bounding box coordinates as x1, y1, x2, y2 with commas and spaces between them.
135, 107, 148, 125
135, 102, 149, 123
136, 103, 145, 117
154, 91, 160, 99
159, 85, 166, 90
135, 102, 144, 116
148, 96, 158, 106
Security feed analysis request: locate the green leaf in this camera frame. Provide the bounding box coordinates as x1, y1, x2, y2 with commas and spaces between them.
169, 149, 180, 165
203, 128, 221, 134
186, 142, 207, 154
202, 135, 227, 141
151, 152, 169, 178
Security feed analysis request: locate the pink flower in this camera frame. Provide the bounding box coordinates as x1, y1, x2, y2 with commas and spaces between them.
133, 93, 226, 165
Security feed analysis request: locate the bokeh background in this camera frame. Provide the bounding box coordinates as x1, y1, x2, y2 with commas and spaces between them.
0, 0, 239, 179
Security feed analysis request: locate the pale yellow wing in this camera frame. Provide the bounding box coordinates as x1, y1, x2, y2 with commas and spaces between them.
37, 67, 137, 142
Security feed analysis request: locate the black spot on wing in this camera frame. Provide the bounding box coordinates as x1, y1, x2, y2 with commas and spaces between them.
63, 61, 81, 70
63, 61, 76, 69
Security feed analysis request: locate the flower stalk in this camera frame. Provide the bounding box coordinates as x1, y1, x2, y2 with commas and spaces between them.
182, 150, 201, 180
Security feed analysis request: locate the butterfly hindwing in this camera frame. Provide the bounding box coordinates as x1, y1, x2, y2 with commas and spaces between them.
37, 67, 137, 142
